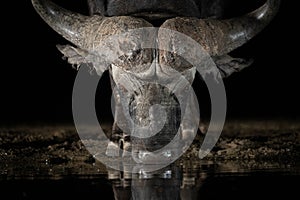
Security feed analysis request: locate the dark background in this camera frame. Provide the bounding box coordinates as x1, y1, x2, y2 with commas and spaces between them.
1, 0, 299, 125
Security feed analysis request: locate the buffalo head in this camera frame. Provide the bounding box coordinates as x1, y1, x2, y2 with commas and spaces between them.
31, 0, 280, 162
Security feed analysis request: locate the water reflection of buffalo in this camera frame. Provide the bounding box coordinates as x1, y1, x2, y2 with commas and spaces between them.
107, 162, 208, 200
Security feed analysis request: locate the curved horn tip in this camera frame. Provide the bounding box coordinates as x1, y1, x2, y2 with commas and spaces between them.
251, 0, 281, 19
31, 0, 89, 47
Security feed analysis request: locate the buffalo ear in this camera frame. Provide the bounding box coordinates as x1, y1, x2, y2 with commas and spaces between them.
213, 55, 253, 78
56, 44, 108, 74
56, 44, 90, 70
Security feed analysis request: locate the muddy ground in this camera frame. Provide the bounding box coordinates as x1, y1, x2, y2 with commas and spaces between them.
0, 119, 299, 179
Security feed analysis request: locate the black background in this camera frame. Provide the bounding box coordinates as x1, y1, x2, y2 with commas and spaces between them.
1, 0, 299, 125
